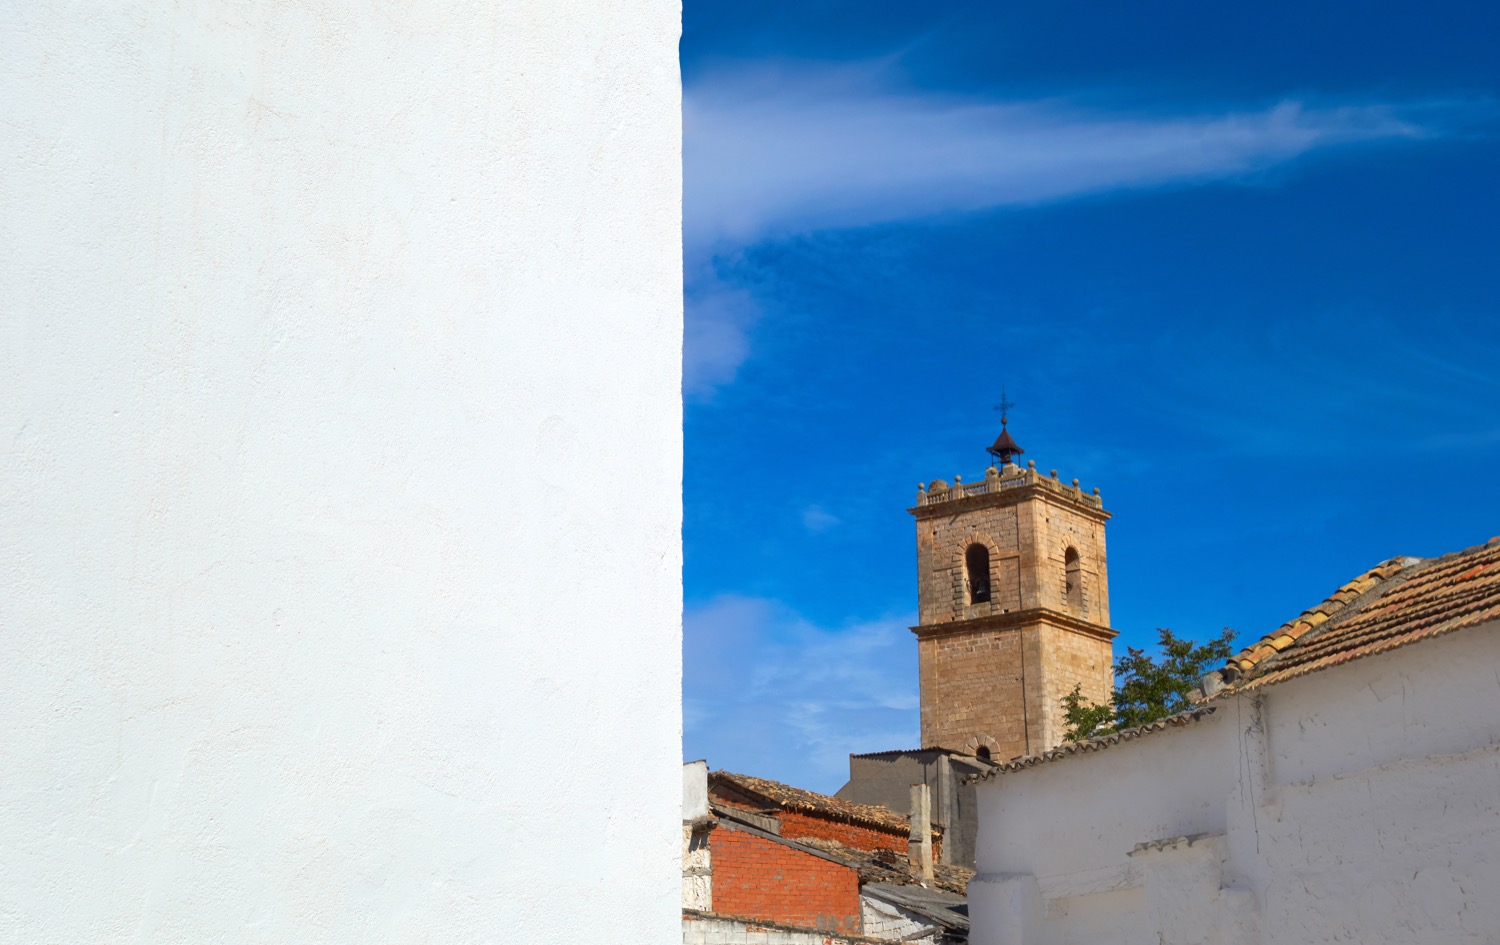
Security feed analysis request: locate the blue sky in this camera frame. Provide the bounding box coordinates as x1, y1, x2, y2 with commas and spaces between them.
680, 1, 1500, 793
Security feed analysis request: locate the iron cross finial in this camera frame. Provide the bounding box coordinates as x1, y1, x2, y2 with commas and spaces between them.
994, 388, 1017, 425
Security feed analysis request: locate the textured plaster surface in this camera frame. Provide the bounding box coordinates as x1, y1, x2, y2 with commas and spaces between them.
970, 622, 1500, 944
685, 760, 712, 822
1, 2, 682, 941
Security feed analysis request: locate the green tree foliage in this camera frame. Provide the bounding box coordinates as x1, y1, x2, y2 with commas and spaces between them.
1059, 686, 1115, 743
1062, 628, 1238, 743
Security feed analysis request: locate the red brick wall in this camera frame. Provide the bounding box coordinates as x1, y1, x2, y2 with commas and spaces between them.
776, 811, 905, 854
709, 826, 862, 933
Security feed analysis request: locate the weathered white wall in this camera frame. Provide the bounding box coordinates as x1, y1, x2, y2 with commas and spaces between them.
970, 621, 1500, 945
685, 760, 712, 823
684, 761, 713, 910
970, 709, 1241, 945
1, 2, 681, 942
1235, 623, 1500, 942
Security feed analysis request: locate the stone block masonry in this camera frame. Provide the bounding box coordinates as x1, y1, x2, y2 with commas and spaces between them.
914, 470, 1110, 628
912, 459, 1116, 760
1036, 622, 1113, 744
918, 624, 1028, 755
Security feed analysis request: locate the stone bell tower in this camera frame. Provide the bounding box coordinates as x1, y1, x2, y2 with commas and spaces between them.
909, 418, 1115, 761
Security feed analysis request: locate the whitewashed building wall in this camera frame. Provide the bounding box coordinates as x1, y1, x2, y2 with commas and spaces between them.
970, 622, 1500, 945
0, 3, 681, 942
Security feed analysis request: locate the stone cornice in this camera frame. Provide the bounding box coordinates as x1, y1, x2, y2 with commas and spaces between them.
911, 608, 1118, 643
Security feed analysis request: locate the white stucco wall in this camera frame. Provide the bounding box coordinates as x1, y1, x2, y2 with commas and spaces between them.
970, 622, 1500, 945
970, 708, 1243, 945
1, 3, 681, 942
685, 760, 712, 823
1235, 623, 1500, 941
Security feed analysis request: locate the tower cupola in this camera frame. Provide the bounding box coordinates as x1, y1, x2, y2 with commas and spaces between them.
986, 421, 1024, 467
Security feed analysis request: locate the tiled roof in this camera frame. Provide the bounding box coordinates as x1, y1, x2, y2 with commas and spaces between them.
793, 837, 974, 896
848, 747, 987, 760
1216, 536, 1500, 694
967, 707, 1218, 781
711, 771, 916, 835
1220, 558, 1416, 679
966, 537, 1500, 782
848, 747, 931, 758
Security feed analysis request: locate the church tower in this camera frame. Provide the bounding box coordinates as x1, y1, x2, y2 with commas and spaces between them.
909, 419, 1115, 761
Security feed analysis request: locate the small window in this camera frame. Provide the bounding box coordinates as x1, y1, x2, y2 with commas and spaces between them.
975, 746, 992, 761
965, 544, 991, 604
1065, 547, 1082, 612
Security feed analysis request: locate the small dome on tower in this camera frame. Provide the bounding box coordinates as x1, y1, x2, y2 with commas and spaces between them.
987, 422, 1024, 466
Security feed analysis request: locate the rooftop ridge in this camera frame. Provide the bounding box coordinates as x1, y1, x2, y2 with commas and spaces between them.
1221, 556, 1416, 679
849, 746, 994, 760
1210, 535, 1500, 696
710, 770, 925, 835
966, 707, 1218, 782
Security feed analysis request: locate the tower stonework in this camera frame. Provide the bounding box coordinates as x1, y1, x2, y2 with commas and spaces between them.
910, 431, 1115, 761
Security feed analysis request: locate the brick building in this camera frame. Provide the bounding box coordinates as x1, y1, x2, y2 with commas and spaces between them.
684, 766, 969, 944
707, 821, 865, 932
835, 748, 992, 868
709, 771, 941, 857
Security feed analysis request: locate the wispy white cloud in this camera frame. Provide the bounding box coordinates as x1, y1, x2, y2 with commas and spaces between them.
685, 63, 1430, 249
801, 504, 841, 533
683, 595, 917, 792
682, 62, 1461, 396
684, 271, 759, 398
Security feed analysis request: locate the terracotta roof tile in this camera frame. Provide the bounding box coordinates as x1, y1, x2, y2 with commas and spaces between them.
709, 771, 917, 835
1216, 557, 1415, 683
1216, 538, 1500, 695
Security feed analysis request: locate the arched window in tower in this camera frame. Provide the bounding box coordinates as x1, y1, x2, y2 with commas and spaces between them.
1065, 546, 1083, 613
966, 543, 992, 604
975, 746, 992, 761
